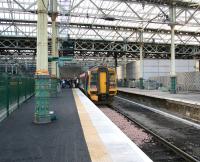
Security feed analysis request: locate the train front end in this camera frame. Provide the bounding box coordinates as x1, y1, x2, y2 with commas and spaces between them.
88, 66, 117, 103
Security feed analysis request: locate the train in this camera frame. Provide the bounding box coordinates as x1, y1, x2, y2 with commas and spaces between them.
79, 66, 117, 103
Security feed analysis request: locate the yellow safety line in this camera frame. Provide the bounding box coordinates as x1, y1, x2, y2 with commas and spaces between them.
73, 89, 112, 162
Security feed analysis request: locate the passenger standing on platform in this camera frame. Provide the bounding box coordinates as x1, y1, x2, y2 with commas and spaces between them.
75, 78, 79, 88
69, 79, 72, 88
61, 79, 66, 88
66, 79, 70, 88
72, 79, 76, 88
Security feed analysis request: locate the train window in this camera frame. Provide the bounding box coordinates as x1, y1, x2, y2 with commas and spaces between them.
90, 72, 98, 86
109, 72, 116, 88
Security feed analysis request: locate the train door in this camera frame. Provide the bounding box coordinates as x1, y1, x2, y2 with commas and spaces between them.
99, 72, 107, 94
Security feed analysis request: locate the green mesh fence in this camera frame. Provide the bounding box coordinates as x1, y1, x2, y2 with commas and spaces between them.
0, 74, 34, 116
0, 75, 6, 111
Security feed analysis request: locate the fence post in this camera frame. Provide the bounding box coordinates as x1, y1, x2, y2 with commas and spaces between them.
24, 77, 27, 100
17, 76, 20, 108
29, 78, 31, 97
27, 77, 28, 99
6, 75, 10, 117
28, 78, 30, 97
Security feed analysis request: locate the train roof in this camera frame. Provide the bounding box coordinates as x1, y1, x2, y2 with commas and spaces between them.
79, 66, 115, 77
89, 66, 115, 71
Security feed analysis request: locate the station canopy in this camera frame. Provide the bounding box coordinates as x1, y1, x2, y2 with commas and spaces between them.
1, 0, 200, 45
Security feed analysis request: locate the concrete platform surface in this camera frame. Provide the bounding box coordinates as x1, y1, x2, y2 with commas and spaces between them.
73, 89, 152, 162
0, 89, 152, 162
118, 87, 200, 106
0, 89, 91, 162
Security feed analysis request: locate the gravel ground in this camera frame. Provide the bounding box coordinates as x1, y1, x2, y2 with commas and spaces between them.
112, 95, 200, 161
100, 107, 152, 146
100, 106, 188, 162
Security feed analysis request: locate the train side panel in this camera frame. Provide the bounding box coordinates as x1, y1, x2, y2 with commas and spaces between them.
108, 68, 117, 97
88, 69, 98, 101
79, 72, 88, 94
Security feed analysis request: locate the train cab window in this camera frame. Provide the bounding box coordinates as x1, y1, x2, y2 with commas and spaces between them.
90, 72, 98, 88
109, 72, 116, 88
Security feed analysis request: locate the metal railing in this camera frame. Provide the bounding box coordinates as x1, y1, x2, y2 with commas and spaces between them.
0, 73, 34, 120
149, 72, 200, 93
119, 79, 164, 90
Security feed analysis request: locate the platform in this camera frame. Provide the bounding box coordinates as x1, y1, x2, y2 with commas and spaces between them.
0, 89, 152, 162
118, 87, 200, 106
117, 87, 200, 122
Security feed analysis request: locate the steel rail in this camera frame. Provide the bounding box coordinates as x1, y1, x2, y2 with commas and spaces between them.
108, 103, 199, 162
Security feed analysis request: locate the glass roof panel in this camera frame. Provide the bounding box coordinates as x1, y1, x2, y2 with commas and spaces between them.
0, 0, 200, 45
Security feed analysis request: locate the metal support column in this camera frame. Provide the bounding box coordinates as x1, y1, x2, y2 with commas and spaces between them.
139, 30, 144, 89
16, 66, 18, 75
51, 20, 57, 77
5, 64, 7, 73
17, 76, 20, 109
50, 0, 58, 97
11, 65, 13, 74
56, 41, 60, 79
169, 4, 177, 94
123, 55, 127, 87
114, 52, 118, 70
34, 0, 51, 124
56, 61, 60, 79
114, 52, 118, 86
6, 74, 10, 117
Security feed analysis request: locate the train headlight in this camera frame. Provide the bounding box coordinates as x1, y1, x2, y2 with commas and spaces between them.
109, 91, 116, 95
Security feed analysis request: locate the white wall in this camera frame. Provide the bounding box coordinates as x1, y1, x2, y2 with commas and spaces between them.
118, 59, 199, 80
117, 65, 125, 80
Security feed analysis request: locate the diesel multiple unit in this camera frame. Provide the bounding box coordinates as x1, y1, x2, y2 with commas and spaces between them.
79, 66, 117, 103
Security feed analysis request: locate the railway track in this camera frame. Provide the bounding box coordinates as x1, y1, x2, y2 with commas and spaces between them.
99, 103, 199, 162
